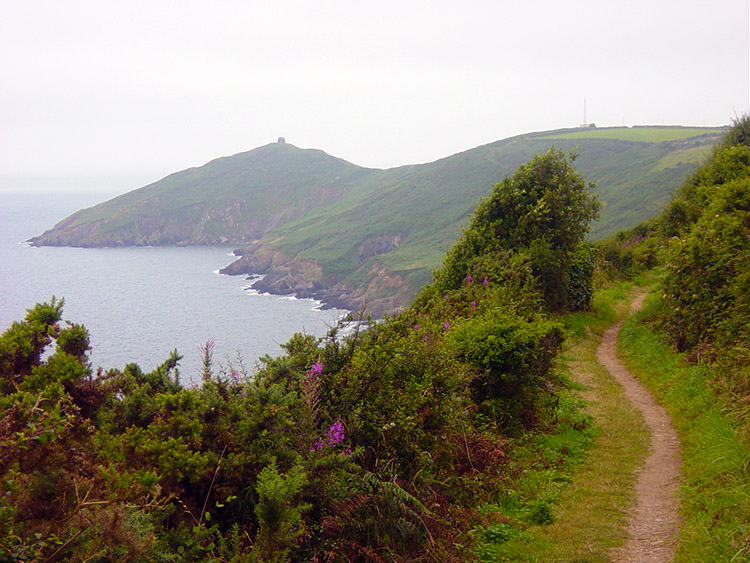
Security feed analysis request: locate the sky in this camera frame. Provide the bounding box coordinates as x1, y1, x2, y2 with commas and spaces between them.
1, 0, 748, 194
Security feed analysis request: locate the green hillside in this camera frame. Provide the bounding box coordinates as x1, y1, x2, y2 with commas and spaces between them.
30, 126, 724, 314
31, 143, 375, 246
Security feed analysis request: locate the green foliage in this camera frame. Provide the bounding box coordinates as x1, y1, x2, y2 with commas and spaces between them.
55, 323, 91, 359
722, 114, 750, 147
662, 144, 750, 237
447, 309, 563, 427
650, 117, 750, 375
0, 149, 613, 561
595, 221, 662, 282
434, 147, 600, 312
253, 459, 309, 561
474, 148, 599, 252
659, 177, 750, 353
567, 242, 596, 311
0, 298, 64, 390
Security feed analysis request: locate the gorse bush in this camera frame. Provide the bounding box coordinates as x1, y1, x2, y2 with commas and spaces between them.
447, 309, 563, 429
598, 115, 750, 428
433, 147, 600, 312
650, 116, 750, 371
0, 148, 600, 561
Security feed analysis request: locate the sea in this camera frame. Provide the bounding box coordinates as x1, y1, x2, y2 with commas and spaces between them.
0, 191, 346, 383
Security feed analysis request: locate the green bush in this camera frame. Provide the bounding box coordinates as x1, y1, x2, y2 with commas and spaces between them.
447, 309, 563, 428
434, 147, 600, 312
654, 116, 750, 361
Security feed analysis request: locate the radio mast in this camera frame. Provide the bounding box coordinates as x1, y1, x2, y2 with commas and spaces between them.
580, 98, 594, 128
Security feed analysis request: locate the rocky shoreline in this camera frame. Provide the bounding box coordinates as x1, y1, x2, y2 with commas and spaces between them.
220, 245, 410, 317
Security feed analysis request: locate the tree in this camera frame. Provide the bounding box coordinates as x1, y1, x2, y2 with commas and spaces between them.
434, 147, 600, 311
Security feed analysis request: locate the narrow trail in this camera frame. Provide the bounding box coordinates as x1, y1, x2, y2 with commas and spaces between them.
597, 294, 682, 563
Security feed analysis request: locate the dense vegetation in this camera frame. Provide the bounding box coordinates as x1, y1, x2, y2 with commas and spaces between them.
30, 127, 722, 315
1, 150, 599, 561
600, 116, 750, 418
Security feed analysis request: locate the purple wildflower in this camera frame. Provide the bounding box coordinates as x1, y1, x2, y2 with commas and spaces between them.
483, 278, 490, 288
443, 321, 450, 330
309, 360, 323, 376
444, 294, 449, 299
327, 419, 345, 445
414, 323, 420, 330
471, 300, 477, 310
312, 418, 347, 453
467, 274, 473, 283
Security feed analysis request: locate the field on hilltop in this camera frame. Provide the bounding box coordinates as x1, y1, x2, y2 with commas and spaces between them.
540, 125, 721, 142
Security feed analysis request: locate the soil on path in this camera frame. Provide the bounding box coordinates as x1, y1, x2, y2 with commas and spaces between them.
598, 294, 682, 563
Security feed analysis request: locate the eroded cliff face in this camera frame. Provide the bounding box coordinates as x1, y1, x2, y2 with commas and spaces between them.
220, 233, 412, 316
357, 233, 405, 261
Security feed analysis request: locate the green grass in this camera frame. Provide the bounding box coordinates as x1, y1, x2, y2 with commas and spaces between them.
620, 301, 750, 562
473, 283, 651, 561
541, 127, 724, 143
651, 145, 714, 172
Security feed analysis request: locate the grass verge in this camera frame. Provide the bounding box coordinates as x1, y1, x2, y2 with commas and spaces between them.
620, 300, 750, 562
473, 282, 650, 561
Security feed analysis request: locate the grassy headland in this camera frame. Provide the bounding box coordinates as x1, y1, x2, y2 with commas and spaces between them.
29, 126, 724, 315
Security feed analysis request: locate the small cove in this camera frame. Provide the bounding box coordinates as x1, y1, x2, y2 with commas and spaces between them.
0, 191, 346, 380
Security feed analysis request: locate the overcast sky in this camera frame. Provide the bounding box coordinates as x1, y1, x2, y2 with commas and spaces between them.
1, 0, 748, 194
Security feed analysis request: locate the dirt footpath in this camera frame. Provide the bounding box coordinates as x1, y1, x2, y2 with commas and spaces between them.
597, 294, 682, 563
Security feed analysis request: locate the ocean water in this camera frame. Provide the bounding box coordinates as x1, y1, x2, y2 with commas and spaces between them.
0, 191, 346, 381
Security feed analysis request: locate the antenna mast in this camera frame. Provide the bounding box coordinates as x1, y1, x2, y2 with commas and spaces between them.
580, 97, 594, 128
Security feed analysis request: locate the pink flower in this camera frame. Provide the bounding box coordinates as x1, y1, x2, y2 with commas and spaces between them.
483, 278, 490, 288
471, 300, 477, 310
414, 323, 420, 330
443, 321, 450, 330
313, 418, 347, 452
467, 275, 473, 283
308, 360, 323, 377
327, 419, 345, 445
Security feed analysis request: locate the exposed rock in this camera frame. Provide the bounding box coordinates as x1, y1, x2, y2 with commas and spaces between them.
358, 233, 405, 261
250, 258, 325, 296
219, 243, 411, 316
